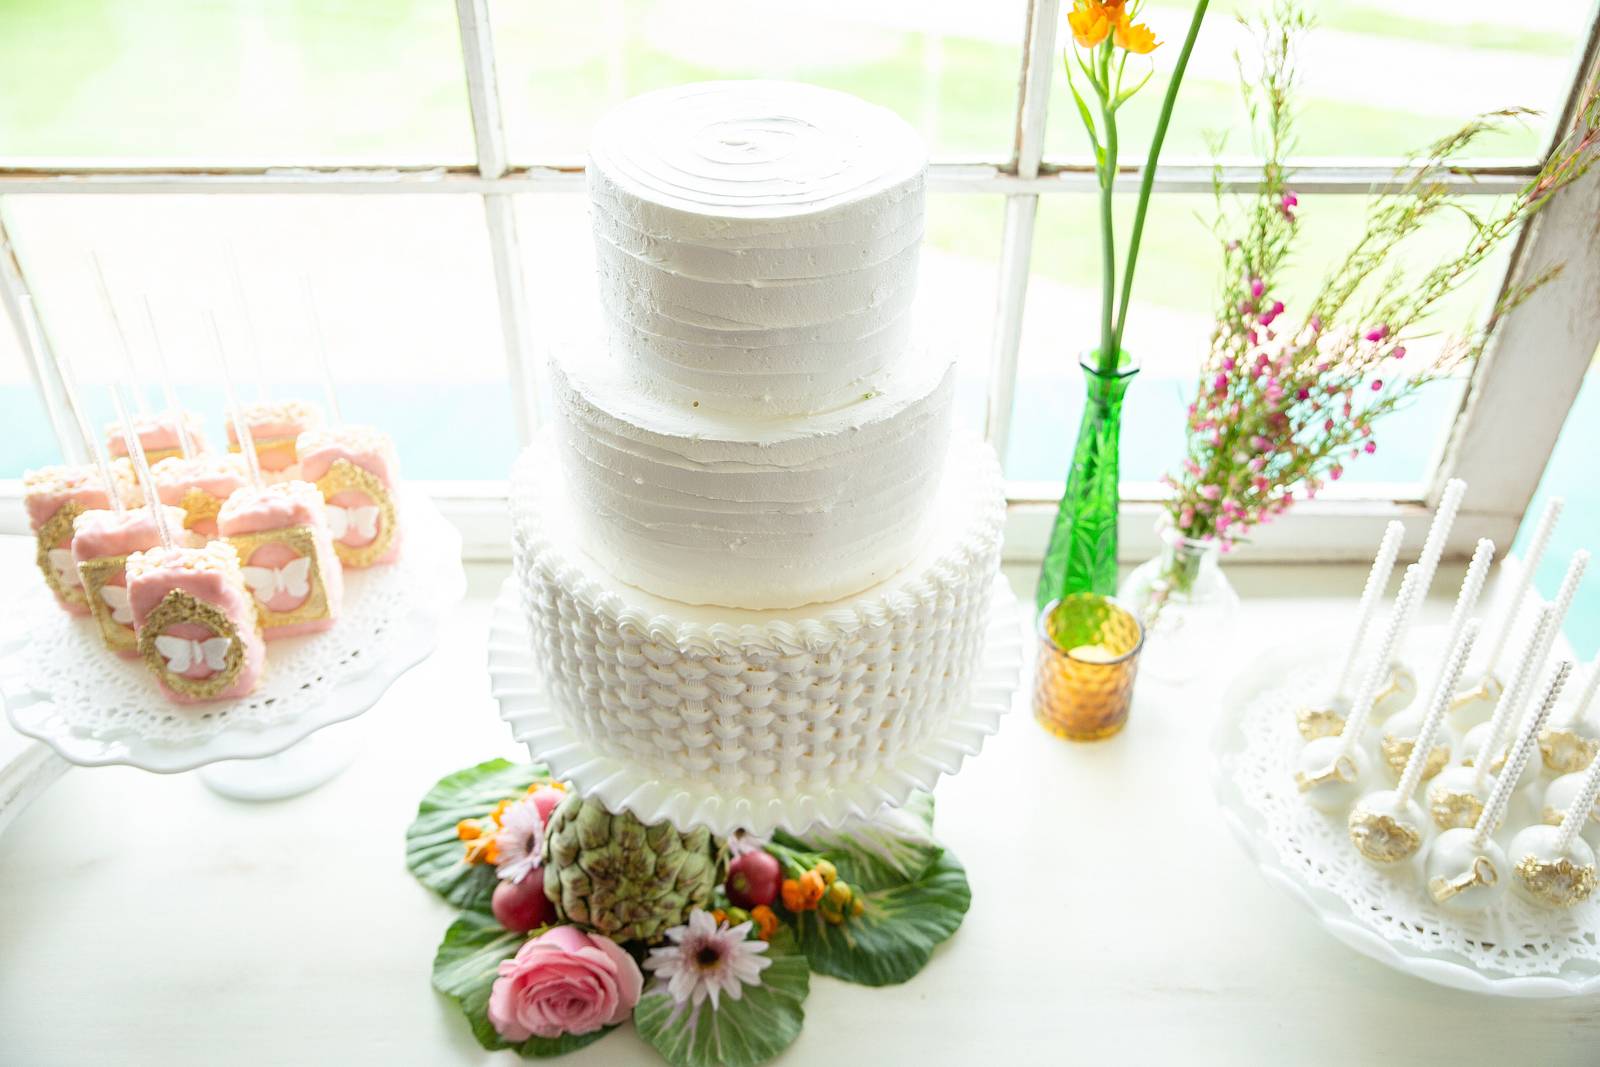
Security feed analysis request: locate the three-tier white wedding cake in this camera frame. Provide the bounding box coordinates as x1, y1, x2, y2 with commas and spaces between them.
510, 81, 1008, 807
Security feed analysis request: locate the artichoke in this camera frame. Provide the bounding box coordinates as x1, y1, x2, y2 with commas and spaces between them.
542, 795, 717, 943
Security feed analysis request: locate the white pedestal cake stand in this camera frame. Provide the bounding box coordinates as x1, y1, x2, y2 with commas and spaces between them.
1, 489, 465, 803
488, 574, 1023, 838
1212, 628, 1600, 998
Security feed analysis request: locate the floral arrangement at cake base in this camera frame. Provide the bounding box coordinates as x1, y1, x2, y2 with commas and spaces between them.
406, 760, 971, 1066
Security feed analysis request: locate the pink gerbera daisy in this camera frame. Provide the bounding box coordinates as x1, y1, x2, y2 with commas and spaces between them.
643, 909, 771, 1010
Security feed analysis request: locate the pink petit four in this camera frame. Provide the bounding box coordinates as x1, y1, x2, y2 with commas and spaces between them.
105, 411, 207, 465
23, 465, 127, 614
296, 425, 401, 567
218, 480, 343, 639
227, 399, 323, 477
73, 505, 194, 655
126, 542, 265, 703
152, 453, 249, 539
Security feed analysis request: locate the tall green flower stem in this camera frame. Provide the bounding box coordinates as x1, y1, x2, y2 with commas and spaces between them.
1037, 0, 1209, 610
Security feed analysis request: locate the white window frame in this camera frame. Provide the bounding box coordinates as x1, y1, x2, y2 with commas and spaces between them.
2, 0, 1597, 564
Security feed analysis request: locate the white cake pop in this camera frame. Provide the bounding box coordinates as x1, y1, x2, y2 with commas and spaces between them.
1297, 567, 1420, 813
1373, 479, 1465, 722
1538, 656, 1600, 777
1504, 663, 1598, 908
1350, 620, 1478, 867
1380, 539, 1493, 780
1425, 661, 1567, 913
1450, 497, 1562, 733
1297, 522, 1404, 741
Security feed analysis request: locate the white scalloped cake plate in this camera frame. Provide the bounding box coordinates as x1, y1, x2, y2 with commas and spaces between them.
1211, 635, 1600, 998
0, 490, 465, 774
490, 573, 1022, 837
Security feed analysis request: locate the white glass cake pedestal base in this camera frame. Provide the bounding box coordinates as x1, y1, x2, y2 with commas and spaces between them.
1212, 627, 1600, 998
488, 574, 1022, 838
0, 490, 464, 802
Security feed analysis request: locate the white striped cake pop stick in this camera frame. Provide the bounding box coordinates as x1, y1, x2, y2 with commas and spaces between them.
1474, 603, 1557, 789
141, 296, 194, 459
110, 384, 175, 550
1482, 497, 1563, 676
302, 274, 344, 425
1332, 522, 1405, 699
90, 256, 152, 418
1566, 656, 1600, 730
1473, 660, 1571, 849
1398, 620, 1480, 804
1388, 480, 1466, 655
1338, 565, 1421, 757
1444, 539, 1495, 640
1556, 743, 1600, 854
225, 247, 269, 402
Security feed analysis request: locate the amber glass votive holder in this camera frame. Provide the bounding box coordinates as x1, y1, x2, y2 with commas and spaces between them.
1034, 594, 1145, 741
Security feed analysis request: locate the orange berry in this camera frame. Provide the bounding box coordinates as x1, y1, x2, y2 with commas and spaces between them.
798, 870, 826, 907
750, 905, 780, 940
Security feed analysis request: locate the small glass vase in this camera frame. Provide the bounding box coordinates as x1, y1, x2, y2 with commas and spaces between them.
1035, 350, 1140, 611
1117, 527, 1239, 683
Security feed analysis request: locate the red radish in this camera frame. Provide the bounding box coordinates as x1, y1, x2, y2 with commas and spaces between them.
492, 872, 556, 933
725, 850, 782, 909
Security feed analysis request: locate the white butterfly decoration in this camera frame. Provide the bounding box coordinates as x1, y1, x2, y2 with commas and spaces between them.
99, 584, 134, 626
153, 634, 231, 675
327, 504, 380, 542
241, 557, 312, 605
47, 547, 76, 585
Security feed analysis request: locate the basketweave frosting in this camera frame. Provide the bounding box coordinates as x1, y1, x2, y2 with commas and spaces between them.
509, 435, 1005, 790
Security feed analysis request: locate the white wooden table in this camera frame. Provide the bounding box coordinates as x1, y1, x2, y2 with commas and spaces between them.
3, 550, 1598, 1066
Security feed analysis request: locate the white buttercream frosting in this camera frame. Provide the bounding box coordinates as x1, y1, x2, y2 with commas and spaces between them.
549, 338, 955, 610
588, 80, 927, 414
509, 434, 1007, 794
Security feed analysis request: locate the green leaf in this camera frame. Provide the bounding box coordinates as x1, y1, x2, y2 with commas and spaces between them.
789, 850, 970, 987
431, 912, 614, 1058
634, 929, 809, 1067
405, 759, 551, 913
775, 791, 940, 892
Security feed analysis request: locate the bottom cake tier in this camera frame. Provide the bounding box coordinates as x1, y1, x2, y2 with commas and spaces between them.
506, 435, 1010, 822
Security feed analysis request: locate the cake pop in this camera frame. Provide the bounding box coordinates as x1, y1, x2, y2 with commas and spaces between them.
1350, 619, 1479, 867
1541, 765, 1600, 852
1450, 497, 1562, 733
116, 386, 265, 704
1428, 603, 1556, 830
294, 279, 401, 567
1425, 660, 1568, 914
1510, 682, 1599, 909
1380, 538, 1493, 779
1295, 566, 1420, 813
1296, 521, 1403, 741
1369, 479, 1466, 722
212, 315, 342, 639
1538, 656, 1600, 777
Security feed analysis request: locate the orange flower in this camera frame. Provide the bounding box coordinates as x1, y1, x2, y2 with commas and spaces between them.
488, 798, 514, 826
1067, 1, 1115, 48
456, 819, 483, 841
1113, 14, 1159, 54
750, 905, 780, 940
780, 871, 828, 912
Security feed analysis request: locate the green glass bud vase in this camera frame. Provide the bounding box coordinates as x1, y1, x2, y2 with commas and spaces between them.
1035, 350, 1140, 611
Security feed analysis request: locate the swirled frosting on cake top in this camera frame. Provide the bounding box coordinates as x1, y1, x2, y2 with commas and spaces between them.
588, 81, 927, 416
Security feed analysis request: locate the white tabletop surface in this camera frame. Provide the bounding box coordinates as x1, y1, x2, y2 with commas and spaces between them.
3, 547, 1599, 1066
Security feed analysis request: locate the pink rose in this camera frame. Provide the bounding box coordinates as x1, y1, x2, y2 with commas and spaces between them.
488, 926, 643, 1041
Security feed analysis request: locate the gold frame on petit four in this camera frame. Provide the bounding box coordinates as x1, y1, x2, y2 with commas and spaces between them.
77, 554, 136, 652
136, 589, 249, 701
315, 458, 397, 568
225, 525, 332, 630
35, 503, 88, 607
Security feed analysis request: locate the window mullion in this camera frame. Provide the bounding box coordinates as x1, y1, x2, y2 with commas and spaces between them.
454, 0, 538, 442
0, 208, 81, 464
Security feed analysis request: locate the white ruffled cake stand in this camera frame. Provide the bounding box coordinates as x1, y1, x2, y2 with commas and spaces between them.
489, 574, 1022, 838
1, 489, 465, 801
1212, 630, 1600, 997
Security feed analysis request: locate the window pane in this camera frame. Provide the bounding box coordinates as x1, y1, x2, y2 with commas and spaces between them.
1047, 1, 1590, 163
2, 194, 513, 481
492, 0, 1028, 162
1513, 352, 1600, 660
515, 190, 1003, 433
1005, 191, 1509, 493
0, 0, 472, 163
0, 307, 65, 479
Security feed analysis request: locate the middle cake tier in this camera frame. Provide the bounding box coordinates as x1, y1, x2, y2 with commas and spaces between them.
550, 343, 954, 610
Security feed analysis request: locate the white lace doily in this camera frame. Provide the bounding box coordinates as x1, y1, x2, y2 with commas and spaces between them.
1, 490, 464, 772
490, 574, 1022, 838
1214, 646, 1600, 997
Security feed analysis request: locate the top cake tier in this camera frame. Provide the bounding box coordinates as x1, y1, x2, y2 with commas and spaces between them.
588, 81, 927, 416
